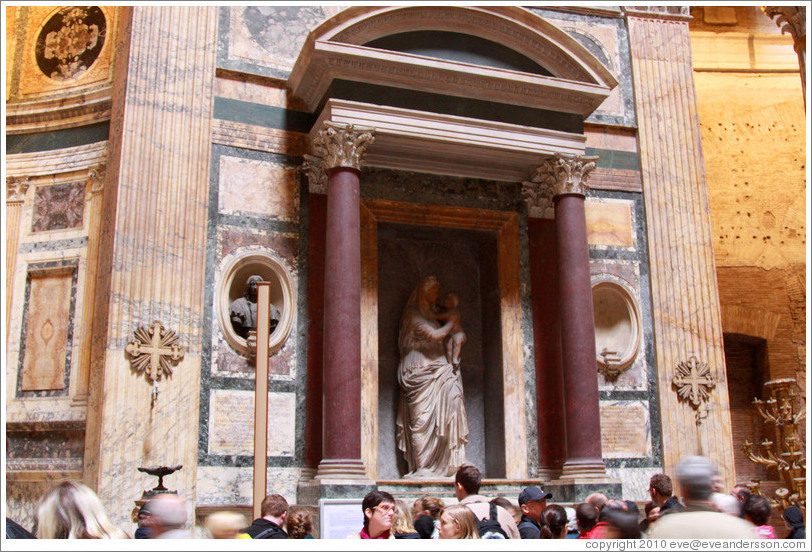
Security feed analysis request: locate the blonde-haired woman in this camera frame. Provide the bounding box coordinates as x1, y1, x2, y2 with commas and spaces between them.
438, 504, 480, 539
36, 480, 128, 539
391, 500, 420, 539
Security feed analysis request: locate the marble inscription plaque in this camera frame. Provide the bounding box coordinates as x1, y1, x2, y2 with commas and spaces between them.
209, 390, 295, 456
586, 200, 633, 248
599, 403, 648, 456
21, 272, 72, 390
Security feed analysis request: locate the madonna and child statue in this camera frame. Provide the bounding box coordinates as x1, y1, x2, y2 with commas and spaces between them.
396, 276, 469, 478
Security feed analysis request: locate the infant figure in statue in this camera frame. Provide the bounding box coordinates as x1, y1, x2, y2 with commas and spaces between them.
435, 293, 466, 370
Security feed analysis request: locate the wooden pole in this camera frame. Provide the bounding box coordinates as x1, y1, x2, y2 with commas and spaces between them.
252, 282, 271, 520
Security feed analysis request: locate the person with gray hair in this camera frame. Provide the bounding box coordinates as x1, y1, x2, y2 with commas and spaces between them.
140, 494, 189, 539
648, 456, 755, 539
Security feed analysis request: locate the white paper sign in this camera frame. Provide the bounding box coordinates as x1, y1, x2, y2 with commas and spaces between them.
319, 498, 364, 539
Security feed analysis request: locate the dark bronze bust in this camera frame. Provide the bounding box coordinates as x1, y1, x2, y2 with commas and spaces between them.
229, 275, 280, 338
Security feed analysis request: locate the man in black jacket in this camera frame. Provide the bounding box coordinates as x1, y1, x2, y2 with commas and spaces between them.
517, 486, 552, 539
238, 494, 288, 539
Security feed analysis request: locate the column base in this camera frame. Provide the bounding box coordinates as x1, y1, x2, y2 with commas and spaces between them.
297, 460, 376, 504
545, 459, 622, 502
537, 467, 562, 483
559, 459, 609, 480
315, 459, 371, 481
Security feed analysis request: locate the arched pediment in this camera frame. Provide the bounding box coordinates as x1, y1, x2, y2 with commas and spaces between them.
289, 6, 617, 116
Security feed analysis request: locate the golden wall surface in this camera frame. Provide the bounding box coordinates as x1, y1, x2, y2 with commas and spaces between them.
691, 7, 806, 392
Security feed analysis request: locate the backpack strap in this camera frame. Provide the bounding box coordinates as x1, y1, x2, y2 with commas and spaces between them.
253, 526, 277, 539
489, 501, 499, 522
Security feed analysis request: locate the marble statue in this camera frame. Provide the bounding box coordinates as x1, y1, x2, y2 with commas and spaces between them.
436, 292, 466, 368
229, 275, 280, 339
396, 276, 468, 478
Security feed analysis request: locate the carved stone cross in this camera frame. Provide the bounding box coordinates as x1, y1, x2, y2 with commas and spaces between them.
672, 355, 716, 408
125, 320, 184, 401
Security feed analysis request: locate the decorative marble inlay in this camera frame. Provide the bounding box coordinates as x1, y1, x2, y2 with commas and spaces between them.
32, 181, 86, 232
309, 121, 375, 171
672, 355, 716, 409
20, 272, 73, 391
35, 7, 106, 81
6, 428, 85, 470
125, 321, 185, 396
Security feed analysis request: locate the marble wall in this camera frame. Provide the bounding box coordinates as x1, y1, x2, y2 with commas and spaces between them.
197, 140, 308, 504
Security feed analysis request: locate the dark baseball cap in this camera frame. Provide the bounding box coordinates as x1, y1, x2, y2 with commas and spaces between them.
518, 486, 552, 505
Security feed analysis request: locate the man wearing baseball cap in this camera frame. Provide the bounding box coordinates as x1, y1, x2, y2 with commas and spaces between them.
517, 486, 552, 539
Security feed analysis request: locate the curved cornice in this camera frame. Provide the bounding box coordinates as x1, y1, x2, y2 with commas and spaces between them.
289, 6, 617, 116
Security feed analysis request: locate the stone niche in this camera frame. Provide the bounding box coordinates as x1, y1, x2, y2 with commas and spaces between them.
375, 222, 505, 478
592, 280, 641, 380
217, 250, 295, 357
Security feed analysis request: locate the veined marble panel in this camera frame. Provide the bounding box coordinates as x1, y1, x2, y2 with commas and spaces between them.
215, 77, 307, 111
606, 467, 663, 502
218, 155, 300, 221
209, 390, 295, 456
585, 197, 635, 249
545, 17, 624, 117
196, 466, 303, 507
219, 6, 344, 78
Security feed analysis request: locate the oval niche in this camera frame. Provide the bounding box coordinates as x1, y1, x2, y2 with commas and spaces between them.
592, 280, 641, 380
218, 251, 296, 357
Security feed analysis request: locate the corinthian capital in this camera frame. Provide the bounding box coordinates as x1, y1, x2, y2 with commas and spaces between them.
6, 176, 30, 203
310, 121, 375, 171
302, 154, 327, 194
87, 164, 106, 194
762, 6, 806, 42
530, 153, 599, 198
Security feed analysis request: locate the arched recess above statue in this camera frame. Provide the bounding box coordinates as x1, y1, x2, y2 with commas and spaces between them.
217, 250, 296, 358
289, 5, 617, 117
291, 6, 618, 183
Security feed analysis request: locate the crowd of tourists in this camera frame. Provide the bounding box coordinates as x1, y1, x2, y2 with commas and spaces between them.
4, 455, 806, 540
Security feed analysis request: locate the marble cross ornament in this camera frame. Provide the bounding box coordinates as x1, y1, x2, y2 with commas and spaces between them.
125, 320, 184, 403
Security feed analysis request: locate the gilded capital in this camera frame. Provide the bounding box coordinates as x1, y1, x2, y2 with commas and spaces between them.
6, 176, 30, 203
531, 153, 599, 199
310, 121, 375, 171
762, 6, 806, 42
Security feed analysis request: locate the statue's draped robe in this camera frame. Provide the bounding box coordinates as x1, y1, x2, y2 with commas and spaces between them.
396, 305, 468, 477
